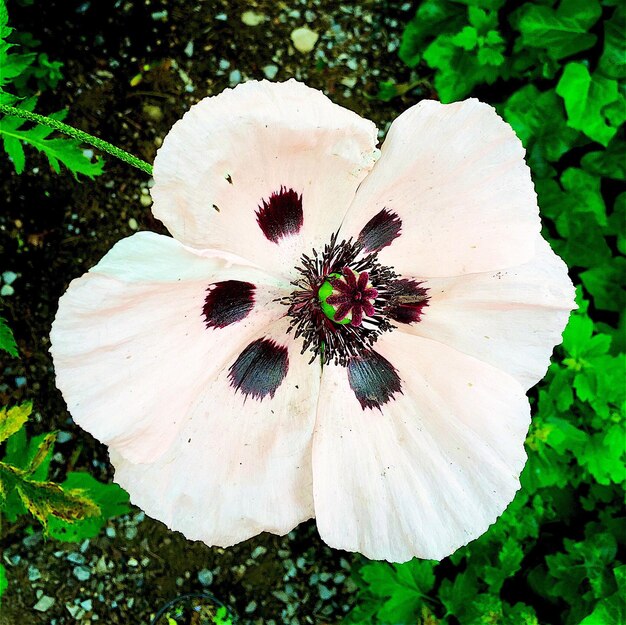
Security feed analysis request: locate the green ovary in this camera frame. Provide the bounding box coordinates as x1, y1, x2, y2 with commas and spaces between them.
318, 273, 351, 325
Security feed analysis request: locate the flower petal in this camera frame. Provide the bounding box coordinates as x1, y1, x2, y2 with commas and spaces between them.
401, 237, 575, 390
151, 80, 379, 277
110, 320, 320, 547
50, 232, 288, 465
342, 99, 540, 277
312, 331, 530, 562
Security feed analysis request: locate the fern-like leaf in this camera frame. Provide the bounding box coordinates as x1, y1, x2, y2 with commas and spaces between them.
0, 98, 105, 178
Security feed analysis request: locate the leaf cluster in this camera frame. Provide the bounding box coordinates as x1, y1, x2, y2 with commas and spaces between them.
346, 1, 625, 624
0, 0, 103, 178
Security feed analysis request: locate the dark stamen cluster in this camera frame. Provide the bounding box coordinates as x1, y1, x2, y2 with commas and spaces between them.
280, 233, 400, 367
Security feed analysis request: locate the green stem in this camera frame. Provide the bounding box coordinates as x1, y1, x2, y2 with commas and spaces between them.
0, 104, 153, 175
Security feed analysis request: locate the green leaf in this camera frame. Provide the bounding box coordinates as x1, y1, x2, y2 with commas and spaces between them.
0, 563, 7, 605
580, 257, 626, 312
0, 402, 32, 444
598, 5, 626, 80
0, 98, 104, 178
581, 137, 626, 180
358, 559, 436, 622
578, 426, 626, 485
439, 571, 479, 618
517, 0, 602, 60
556, 62, 623, 146
25, 431, 56, 475
399, 0, 465, 67
0, 316, 18, 357
46, 471, 130, 542
0, 462, 101, 531
502, 86, 580, 175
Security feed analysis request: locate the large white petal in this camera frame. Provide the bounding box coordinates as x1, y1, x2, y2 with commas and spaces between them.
312, 331, 530, 562
151, 79, 379, 277
399, 237, 575, 390
50, 232, 288, 464
110, 319, 320, 547
341, 98, 540, 277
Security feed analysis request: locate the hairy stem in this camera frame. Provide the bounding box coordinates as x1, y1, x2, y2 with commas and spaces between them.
0, 104, 153, 175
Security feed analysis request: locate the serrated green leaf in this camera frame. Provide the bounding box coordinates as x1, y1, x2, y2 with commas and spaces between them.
579, 427, 626, 485
0, 316, 18, 357
0, 461, 100, 531
556, 62, 623, 146
517, 0, 602, 60
25, 431, 56, 475
0, 99, 104, 178
46, 471, 130, 542
439, 571, 479, 618
0, 402, 31, 444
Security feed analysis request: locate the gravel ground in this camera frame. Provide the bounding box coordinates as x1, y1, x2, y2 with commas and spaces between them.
0, 1, 427, 623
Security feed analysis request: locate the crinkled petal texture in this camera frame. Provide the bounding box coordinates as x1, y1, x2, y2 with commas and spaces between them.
341, 98, 541, 277
51, 232, 321, 546
399, 236, 576, 390
312, 331, 531, 562
151, 79, 379, 278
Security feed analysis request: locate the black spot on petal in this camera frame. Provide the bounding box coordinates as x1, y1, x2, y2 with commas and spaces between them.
203, 281, 255, 329
256, 186, 304, 244
228, 338, 289, 401
358, 208, 402, 253
386, 279, 429, 325
347, 350, 402, 410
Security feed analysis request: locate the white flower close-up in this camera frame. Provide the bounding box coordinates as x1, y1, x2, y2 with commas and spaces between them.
50, 79, 576, 563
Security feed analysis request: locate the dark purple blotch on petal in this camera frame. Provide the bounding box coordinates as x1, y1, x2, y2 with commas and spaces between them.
358, 208, 402, 253
203, 281, 255, 329
386, 279, 429, 325
347, 350, 402, 410
256, 186, 304, 244
228, 338, 289, 401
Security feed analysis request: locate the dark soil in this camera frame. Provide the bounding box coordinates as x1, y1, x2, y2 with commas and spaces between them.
0, 1, 424, 623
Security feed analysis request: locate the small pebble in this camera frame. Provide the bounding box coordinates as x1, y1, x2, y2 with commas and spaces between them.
198, 568, 213, 586
33, 596, 55, 612
127, 557, 139, 567
105, 526, 116, 538
241, 11, 265, 26
67, 552, 86, 565
251, 545, 267, 559
262, 65, 279, 80
2, 271, 17, 285
229, 69, 242, 85
290, 27, 319, 53
73, 565, 91, 581
245, 600, 257, 613
28, 565, 42, 581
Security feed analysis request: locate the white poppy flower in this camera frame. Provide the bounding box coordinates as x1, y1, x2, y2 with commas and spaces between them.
50, 80, 575, 562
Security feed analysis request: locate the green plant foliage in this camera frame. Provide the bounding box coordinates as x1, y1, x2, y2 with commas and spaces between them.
0, 563, 6, 604
47, 471, 131, 542
0, 316, 18, 357
0, 97, 105, 178
0, 0, 103, 178
346, 2, 625, 624
0, 405, 130, 539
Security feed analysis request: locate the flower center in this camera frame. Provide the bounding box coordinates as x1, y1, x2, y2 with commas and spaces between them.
281, 233, 429, 367
318, 267, 379, 327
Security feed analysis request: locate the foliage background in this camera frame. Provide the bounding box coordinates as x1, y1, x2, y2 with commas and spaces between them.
346, 1, 625, 624
0, 0, 624, 624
